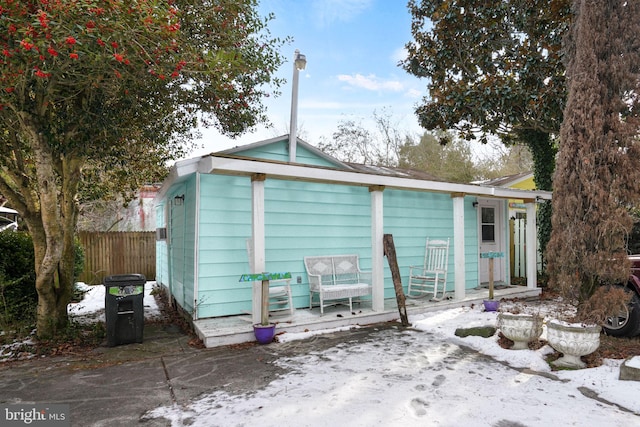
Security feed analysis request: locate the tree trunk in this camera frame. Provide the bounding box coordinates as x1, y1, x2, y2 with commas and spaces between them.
547, 0, 640, 303
30, 211, 77, 338
18, 116, 82, 338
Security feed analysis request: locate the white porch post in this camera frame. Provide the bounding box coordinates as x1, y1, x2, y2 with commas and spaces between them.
525, 200, 538, 290
251, 174, 266, 324
370, 186, 385, 312
452, 194, 466, 299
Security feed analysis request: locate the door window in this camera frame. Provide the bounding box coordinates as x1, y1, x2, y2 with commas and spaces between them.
481, 207, 495, 242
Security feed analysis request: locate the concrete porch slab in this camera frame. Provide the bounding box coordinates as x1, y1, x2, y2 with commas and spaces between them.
193, 286, 542, 348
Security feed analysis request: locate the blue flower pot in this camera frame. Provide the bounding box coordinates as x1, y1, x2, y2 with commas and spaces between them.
483, 300, 500, 312
253, 323, 276, 344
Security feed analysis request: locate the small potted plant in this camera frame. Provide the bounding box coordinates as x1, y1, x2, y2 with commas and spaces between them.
240, 272, 286, 345
253, 320, 276, 345
253, 276, 277, 344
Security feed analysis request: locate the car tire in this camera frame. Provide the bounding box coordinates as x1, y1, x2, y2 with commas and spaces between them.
602, 290, 640, 337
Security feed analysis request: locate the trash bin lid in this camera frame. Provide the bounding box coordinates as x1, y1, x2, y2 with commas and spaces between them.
104, 274, 146, 286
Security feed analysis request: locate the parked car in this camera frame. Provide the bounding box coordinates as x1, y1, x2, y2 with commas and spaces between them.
602, 254, 640, 337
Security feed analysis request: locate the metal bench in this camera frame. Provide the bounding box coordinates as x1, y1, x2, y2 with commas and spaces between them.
304, 254, 372, 315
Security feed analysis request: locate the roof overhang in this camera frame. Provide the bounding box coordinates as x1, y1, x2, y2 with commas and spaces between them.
154, 154, 551, 202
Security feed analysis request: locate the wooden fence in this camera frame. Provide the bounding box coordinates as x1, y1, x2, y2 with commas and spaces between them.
78, 231, 156, 285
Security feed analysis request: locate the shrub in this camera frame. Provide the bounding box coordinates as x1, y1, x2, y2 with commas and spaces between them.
0, 232, 86, 328
73, 237, 85, 283
0, 231, 37, 326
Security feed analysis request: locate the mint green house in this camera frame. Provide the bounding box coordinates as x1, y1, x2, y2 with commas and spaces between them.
154, 136, 549, 328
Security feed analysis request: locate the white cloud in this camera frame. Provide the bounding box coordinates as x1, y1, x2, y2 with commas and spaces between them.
405, 88, 423, 98
299, 100, 345, 110
391, 46, 408, 64
337, 73, 404, 92
312, 0, 373, 27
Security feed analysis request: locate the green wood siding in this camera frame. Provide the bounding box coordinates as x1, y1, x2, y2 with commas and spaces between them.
195, 176, 375, 318
159, 144, 484, 319
262, 180, 372, 310
384, 190, 479, 294
236, 140, 344, 168
189, 174, 480, 319
294, 144, 343, 168
196, 174, 252, 318
167, 176, 196, 314
234, 140, 289, 163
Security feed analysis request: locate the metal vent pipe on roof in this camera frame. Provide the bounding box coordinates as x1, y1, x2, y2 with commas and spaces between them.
289, 49, 306, 163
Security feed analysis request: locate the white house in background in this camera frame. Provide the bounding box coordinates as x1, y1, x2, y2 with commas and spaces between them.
116, 184, 161, 232
0, 206, 19, 232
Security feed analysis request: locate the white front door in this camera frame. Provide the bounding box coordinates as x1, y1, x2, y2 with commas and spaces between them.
478, 199, 506, 284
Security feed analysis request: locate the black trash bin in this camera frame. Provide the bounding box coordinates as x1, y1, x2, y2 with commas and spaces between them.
104, 274, 146, 347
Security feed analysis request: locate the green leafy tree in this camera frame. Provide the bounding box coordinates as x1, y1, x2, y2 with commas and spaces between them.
399, 131, 478, 183
402, 0, 572, 265
0, 0, 287, 338
546, 1, 640, 308
475, 143, 533, 181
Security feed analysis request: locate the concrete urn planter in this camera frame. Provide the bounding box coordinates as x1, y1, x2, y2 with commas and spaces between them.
497, 313, 544, 350
547, 320, 601, 369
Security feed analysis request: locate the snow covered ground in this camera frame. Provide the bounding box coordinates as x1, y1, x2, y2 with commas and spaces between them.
67, 281, 163, 322
0, 282, 162, 362
146, 290, 639, 426
4, 283, 640, 426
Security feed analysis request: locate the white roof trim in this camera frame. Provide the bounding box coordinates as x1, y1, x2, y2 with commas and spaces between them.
154, 156, 201, 203
193, 155, 552, 201
219, 134, 349, 169
0, 206, 18, 214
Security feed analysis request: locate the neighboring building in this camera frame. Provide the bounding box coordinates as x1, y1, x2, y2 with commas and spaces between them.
478, 172, 539, 279
0, 206, 19, 232
154, 136, 549, 332
479, 172, 536, 220
116, 185, 161, 232
77, 185, 161, 232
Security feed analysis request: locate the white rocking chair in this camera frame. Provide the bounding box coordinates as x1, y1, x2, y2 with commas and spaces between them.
408, 238, 450, 300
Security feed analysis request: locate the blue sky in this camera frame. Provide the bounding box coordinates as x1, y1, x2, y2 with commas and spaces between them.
190, 0, 426, 158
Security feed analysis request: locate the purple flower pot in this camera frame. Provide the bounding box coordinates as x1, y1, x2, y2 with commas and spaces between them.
483, 300, 500, 312
253, 323, 276, 344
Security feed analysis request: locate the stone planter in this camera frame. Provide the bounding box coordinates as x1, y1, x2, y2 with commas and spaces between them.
547, 320, 601, 368
497, 313, 544, 350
